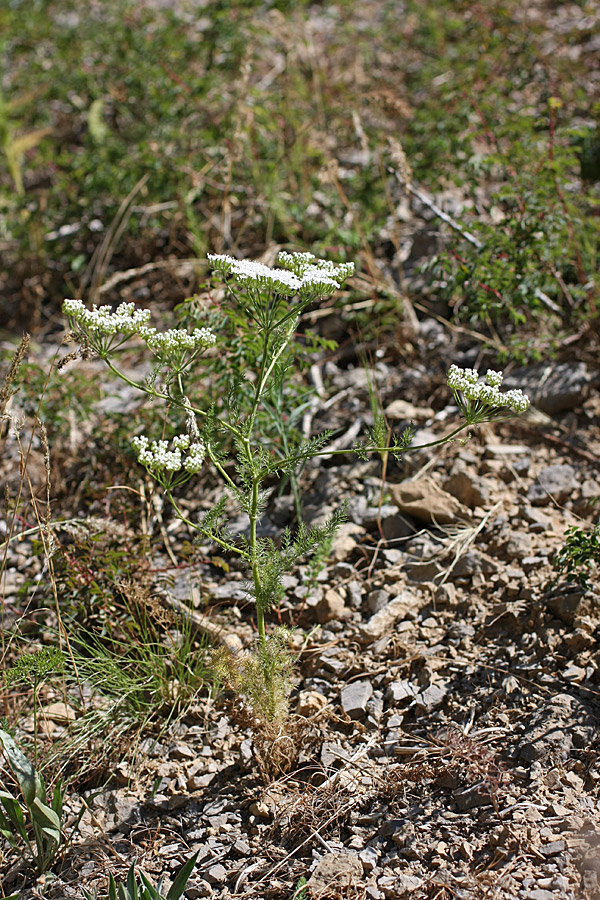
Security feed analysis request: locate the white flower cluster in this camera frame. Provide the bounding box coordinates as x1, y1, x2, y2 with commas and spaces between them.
63, 299, 216, 354
447, 365, 529, 414
141, 326, 216, 351
207, 251, 354, 296
131, 433, 206, 475
63, 299, 151, 335
278, 250, 355, 284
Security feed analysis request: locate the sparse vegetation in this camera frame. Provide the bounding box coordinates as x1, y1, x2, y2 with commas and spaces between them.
1, 0, 599, 897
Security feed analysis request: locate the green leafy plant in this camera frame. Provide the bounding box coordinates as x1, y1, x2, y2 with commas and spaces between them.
553, 522, 600, 591
62, 252, 529, 732
0, 728, 63, 875
4, 648, 65, 764
82, 851, 198, 900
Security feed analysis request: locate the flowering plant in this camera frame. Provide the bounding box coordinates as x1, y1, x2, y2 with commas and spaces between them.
63, 252, 528, 724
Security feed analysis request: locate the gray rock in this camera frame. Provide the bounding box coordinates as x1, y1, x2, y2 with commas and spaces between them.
454, 782, 493, 811
443, 469, 490, 509
526, 891, 556, 900
367, 589, 391, 614
540, 840, 566, 857
527, 464, 577, 506
504, 361, 590, 414
385, 680, 418, 704
205, 864, 227, 884
453, 549, 499, 577
503, 531, 532, 560
518, 693, 595, 763
341, 680, 373, 719
415, 683, 447, 712
359, 845, 380, 873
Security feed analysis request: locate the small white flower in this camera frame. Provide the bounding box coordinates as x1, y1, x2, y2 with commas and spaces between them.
485, 369, 503, 388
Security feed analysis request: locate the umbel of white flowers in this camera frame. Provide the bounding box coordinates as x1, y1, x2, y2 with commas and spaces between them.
63, 299, 216, 352
208, 251, 355, 296
447, 364, 529, 423
131, 434, 206, 475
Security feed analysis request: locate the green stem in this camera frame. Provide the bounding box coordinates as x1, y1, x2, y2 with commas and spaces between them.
168, 494, 248, 559
32, 679, 38, 766
264, 421, 472, 474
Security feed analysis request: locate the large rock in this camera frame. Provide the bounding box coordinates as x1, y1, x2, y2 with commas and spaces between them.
390, 477, 473, 525
503, 362, 590, 415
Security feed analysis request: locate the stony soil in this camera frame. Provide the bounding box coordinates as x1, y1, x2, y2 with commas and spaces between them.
2, 314, 600, 900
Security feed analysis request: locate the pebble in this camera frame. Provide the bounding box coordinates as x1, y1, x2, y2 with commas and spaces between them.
205, 864, 227, 884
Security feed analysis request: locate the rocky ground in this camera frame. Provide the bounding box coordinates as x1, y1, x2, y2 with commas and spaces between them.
2, 317, 600, 900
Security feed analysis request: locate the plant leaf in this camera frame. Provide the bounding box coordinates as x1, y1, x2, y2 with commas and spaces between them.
0, 790, 28, 841
138, 871, 161, 899
31, 795, 61, 836
166, 850, 198, 900
126, 862, 140, 900
0, 728, 43, 806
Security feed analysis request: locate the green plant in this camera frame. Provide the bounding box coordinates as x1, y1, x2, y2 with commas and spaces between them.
0, 728, 63, 875
82, 851, 198, 900
292, 875, 308, 900
553, 522, 600, 591
4, 648, 65, 764
62, 253, 529, 730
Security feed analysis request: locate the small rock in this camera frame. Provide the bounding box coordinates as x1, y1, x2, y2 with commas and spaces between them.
233, 839, 252, 856
205, 864, 227, 885
359, 845, 380, 873
415, 683, 447, 712
321, 742, 350, 768
341, 680, 373, 719
453, 549, 498, 578
504, 361, 590, 414
316, 588, 349, 623
359, 590, 419, 643
540, 840, 566, 857
307, 852, 363, 895
518, 693, 594, 763
249, 800, 271, 818
329, 523, 366, 561
296, 690, 329, 717
367, 589, 391, 614
527, 464, 578, 506
454, 783, 493, 811
503, 531, 532, 560
385, 680, 418, 704
379, 872, 422, 895
443, 469, 490, 509
390, 477, 473, 525
170, 742, 194, 760
42, 702, 76, 724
